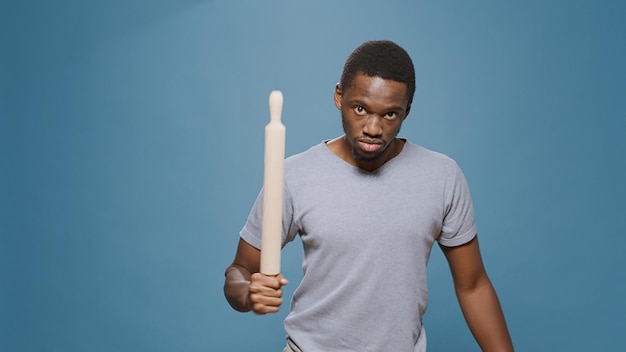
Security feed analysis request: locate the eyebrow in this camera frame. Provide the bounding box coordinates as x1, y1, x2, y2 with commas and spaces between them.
350, 99, 406, 113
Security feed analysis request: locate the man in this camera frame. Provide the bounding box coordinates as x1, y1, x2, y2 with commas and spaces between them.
224, 40, 514, 352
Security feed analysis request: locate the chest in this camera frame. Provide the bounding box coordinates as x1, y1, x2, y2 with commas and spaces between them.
291, 173, 445, 253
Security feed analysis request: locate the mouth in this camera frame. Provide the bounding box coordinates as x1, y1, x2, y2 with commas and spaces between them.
357, 139, 383, 153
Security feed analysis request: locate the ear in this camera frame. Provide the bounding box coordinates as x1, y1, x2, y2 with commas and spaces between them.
334, 83, 343, 110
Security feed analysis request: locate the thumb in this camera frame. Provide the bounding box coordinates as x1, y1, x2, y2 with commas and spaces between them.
276, 273, 289, 286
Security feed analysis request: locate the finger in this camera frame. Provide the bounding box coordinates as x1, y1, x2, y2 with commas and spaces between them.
250, 294, 283, 314
276, 273, 289, 286
251, 273, 284, 289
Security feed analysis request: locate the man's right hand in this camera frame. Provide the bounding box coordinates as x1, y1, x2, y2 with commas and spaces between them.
249, 273, 288, 314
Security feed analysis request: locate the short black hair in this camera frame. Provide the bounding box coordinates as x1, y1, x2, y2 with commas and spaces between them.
340, 40, 415, 104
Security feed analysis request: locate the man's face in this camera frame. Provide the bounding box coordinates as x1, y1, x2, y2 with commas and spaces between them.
334, 73, 411, 170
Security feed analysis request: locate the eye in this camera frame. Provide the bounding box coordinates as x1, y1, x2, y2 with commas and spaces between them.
383, 111, 398, 120
354, 106, 367, 116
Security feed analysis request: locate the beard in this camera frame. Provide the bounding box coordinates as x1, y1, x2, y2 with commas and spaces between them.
341, 112, 402, 163
351, 144, 385, 162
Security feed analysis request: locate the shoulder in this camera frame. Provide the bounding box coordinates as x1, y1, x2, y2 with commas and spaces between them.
284, 142, 327, 171
285, 142, 325, 162
283, 141, 334, 180
402, 141, 462, 173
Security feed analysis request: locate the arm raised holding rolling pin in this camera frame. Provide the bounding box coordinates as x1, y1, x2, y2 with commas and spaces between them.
224, 91, 288, 314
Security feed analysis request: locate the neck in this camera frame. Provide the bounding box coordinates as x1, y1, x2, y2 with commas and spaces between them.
327, 137, 406, 172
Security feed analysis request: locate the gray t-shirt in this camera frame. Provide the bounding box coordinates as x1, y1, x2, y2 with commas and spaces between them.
241, 140, 477, 352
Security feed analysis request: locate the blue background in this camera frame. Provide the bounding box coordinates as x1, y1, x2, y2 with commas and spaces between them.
3, 1, 625, 351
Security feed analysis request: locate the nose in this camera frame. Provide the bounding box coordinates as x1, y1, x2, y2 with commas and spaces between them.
363, 114, 383, 137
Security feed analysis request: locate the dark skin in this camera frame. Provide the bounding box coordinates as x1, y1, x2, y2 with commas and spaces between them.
224, 238, 287, 314
328, 74, 410, 171
224, 73, 514, 351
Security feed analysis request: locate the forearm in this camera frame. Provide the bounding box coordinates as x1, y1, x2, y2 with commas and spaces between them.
224, 264, 252, 312
457, 280, 514, 351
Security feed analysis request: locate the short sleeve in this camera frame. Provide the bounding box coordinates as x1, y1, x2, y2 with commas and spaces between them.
437, 163, 477, 247
239, 185, 298, 250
